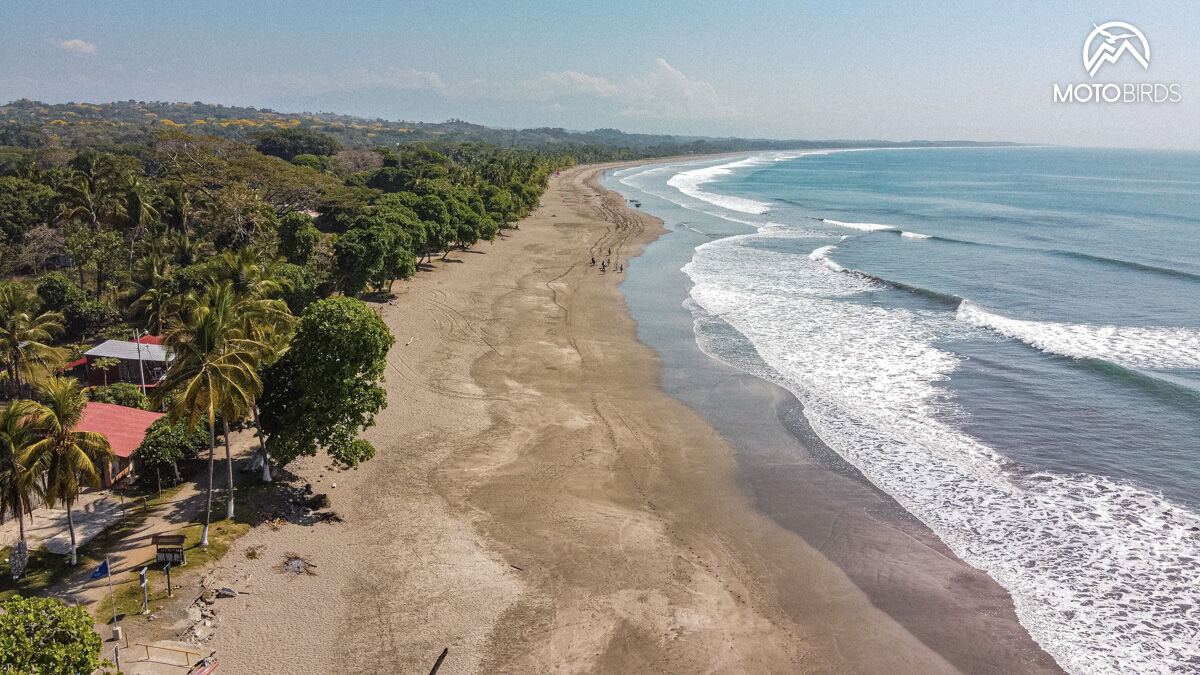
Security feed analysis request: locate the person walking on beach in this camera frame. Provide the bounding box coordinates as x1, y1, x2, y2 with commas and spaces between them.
591, 256, 596, 266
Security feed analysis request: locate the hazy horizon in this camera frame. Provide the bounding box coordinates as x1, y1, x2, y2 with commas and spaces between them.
2, 1, 1197, 149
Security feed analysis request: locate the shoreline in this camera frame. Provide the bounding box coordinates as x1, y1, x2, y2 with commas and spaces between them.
200, 160, 1045, 672
603, 159, 1062, 673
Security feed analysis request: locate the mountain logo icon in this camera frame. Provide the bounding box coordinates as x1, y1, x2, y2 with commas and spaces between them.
1083, 22, 1149, 77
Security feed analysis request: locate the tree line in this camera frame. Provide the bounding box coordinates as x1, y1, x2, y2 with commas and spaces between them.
2, 123, 558, 577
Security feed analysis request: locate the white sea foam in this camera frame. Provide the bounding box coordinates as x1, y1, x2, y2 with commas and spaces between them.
807, 245, 845, 272
957, 300, 1200, 370
682, 230, 1200, 674
901, 231, 932, 239
821, 218, 897, 232
667, 156, 775, 214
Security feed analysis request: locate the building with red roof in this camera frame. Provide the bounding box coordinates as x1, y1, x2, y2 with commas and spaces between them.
76, 402, 164, 486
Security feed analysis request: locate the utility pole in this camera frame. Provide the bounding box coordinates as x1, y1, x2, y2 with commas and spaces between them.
133, 329, 147, 395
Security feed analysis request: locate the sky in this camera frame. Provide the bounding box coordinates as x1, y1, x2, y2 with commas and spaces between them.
2, 0, 1198, 149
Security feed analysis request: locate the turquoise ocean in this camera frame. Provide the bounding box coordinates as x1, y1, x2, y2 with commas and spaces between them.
603, 147, 1200, 674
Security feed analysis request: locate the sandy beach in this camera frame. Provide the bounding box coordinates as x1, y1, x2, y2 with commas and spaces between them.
196, 162, 1056, 673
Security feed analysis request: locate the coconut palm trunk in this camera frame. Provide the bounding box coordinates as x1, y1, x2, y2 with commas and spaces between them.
66, 498, 77, 565
252, 406, 271, 483
201, 417, 215, 547
15, 499, 25, 542
222, 418, 235, 519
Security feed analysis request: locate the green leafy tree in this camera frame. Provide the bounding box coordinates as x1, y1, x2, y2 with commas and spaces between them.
479, 184, 517, 228
290, 153, 324, 171
35, 271, 84, 313
64, 227, 125, 299
0, 176, 57, 244
260, 296, 393, 468
0, 595, 104, 673
21, 376, 115, 565
332, 229, 381, 298
134, 418, 207, 495
252, 128, 341, 161
273, 262, 324, 316
62, 298, 119, 340
277, 212, 321, 266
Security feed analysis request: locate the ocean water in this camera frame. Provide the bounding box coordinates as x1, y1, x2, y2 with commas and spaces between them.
603, 147, 1200, 675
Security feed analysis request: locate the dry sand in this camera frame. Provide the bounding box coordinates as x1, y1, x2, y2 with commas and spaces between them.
200, 163, 1045, 673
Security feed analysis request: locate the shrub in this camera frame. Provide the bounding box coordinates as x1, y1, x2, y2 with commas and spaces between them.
90, 382, 150, 410
0, 595, 103, 673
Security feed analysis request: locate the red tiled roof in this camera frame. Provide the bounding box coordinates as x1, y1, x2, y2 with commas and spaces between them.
77, 402, 164, 458
135, 335, 163, 345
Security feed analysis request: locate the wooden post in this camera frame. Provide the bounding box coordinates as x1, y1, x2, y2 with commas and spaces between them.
165, 563, 173, 598
429, 648, 448, 675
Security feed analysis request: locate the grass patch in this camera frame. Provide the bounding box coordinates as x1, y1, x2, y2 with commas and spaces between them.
92, 519, 250, 623
0, 483, 187, 602
0, 545, 101, 602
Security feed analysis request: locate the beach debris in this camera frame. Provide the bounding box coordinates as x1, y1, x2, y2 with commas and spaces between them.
200, 589, 217, 605
304, 493, 330, 509
279, 553, 317, 575
331, 482, 337, 489
187, 606, 202, 622
217, 587, 237, 599
406, 337, 414, 346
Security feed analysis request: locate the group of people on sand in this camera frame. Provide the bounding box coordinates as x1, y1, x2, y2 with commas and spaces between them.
590, 248, 623, 273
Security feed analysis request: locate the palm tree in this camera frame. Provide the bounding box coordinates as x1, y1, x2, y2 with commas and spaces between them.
21, 377, 114, 565
0, 400, 41, 558
158, 183, 192, 234
122, 175, 159, 239
0, 283, 65, 398
132, 287, 176, 335
154, 281, 266, 543
212, 251, 295, 482
170, 231, 213, 267
57, 175, 121, 231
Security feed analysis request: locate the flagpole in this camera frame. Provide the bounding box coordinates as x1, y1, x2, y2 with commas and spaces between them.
107, 556, 117, 625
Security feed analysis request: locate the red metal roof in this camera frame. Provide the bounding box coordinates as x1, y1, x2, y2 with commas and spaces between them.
61, 357, 87, 370
77, 402, 164, 458
136, 335, 163, 345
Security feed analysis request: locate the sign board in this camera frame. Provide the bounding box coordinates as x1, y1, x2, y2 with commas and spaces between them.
152, 534, 186, 565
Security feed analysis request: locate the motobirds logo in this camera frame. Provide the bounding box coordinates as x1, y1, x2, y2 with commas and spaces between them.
1053, 21, 1181, 104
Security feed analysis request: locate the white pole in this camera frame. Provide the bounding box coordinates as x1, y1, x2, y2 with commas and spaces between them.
133, 329, 147, 395
107, 556, 117, 625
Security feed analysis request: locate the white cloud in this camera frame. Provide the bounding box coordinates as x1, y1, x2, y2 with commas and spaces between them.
268, 59, 737, 122
57, 38, 96, 54
617, 58, 734, 119
456, 59, 739, 121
